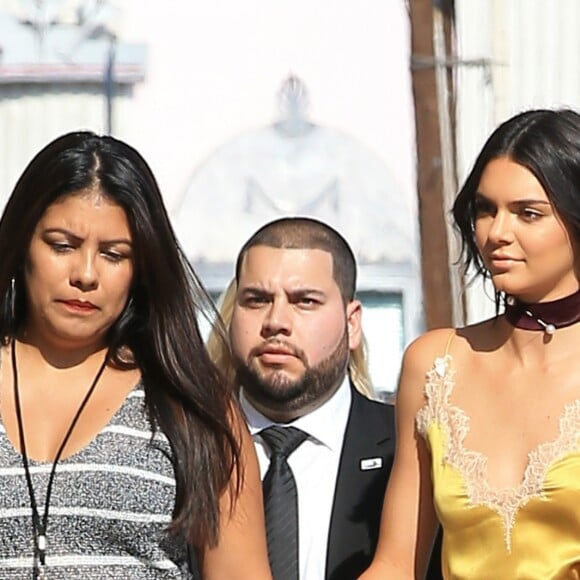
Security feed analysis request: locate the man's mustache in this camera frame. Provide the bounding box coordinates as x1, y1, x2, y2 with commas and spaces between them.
248, 339, 308, 365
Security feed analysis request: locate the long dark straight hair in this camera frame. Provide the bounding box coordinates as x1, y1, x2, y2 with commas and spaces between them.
0, 131, 239, 548
453, 108, 580, 282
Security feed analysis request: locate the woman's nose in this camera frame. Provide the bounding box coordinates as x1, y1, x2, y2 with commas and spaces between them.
70, 250, 98, 291
487, 211, 514, 244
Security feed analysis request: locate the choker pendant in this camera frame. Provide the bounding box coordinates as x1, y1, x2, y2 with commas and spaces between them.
504, 289, 580, 334
531, 317, 556, 335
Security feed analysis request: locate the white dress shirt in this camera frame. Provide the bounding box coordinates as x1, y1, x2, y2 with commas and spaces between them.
240, 377, 352, 580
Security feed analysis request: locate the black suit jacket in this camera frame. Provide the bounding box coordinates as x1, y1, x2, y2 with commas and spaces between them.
325, 386, 442, 580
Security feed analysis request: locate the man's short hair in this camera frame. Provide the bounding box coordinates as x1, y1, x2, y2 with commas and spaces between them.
235, 217, 357, 302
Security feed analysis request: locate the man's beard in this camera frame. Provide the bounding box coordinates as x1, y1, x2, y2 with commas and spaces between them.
236, 331, 350, 416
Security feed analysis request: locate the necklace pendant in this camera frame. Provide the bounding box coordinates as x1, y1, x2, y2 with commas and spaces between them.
35, 533, 47, 579
37, 534, 46, 552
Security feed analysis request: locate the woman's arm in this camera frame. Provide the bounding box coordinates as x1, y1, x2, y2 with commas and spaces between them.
359, 330, 448, 579
199, 413, 272, 580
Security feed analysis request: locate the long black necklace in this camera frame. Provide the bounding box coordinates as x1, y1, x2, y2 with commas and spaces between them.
11, 341, 108, 579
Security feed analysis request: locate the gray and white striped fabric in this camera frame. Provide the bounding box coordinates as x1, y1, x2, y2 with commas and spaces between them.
0, 388, 191, 578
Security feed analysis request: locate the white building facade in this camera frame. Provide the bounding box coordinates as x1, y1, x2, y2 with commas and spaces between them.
0, 0, 420, 397
4, 1, 577, 393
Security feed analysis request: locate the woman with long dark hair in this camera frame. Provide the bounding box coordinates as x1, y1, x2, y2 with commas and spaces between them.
361, 109, 580, 578
0, 131, 271, 579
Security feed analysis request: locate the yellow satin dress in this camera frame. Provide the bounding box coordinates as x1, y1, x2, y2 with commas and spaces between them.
416, 355, 580, 579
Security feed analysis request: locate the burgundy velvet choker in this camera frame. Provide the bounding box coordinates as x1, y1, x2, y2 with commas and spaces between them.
504, 289, 580, 334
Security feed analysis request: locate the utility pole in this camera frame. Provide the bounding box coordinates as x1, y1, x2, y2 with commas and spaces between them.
409, 0, 461, 330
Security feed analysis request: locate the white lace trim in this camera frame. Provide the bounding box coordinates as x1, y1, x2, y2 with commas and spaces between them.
416, 355, 580, 552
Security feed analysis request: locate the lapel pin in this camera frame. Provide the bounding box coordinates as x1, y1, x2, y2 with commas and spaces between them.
360, 457, 383, 471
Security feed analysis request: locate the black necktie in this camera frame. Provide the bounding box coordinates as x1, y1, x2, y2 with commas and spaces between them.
260, 426, 308, 580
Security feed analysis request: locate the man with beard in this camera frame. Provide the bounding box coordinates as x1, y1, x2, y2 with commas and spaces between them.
229, 217, 441, 580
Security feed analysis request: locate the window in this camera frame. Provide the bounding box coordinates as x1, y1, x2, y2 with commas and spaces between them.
358, 291, 404, 397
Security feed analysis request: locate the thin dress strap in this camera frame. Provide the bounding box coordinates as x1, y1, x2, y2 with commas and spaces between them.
443, 330, 455, 357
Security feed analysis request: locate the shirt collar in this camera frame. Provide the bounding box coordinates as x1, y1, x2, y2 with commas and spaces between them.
240, 376, 352, 452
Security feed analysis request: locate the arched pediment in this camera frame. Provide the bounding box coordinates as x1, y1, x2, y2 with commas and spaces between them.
172, 123, 418, 267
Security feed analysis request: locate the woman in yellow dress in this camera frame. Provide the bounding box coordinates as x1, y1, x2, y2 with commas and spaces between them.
361, 108, 580, 579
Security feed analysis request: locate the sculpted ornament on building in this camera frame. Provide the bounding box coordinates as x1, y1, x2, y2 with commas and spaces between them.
172, 75, 418, 268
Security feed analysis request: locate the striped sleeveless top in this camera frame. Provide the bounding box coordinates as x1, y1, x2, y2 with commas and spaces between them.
0, 386, 191, 578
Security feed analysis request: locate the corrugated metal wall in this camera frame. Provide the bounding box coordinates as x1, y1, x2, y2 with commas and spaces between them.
503, 0, 580, 112
0, 85, 133, 208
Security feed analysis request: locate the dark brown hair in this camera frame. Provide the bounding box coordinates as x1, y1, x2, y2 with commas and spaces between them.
235, 216, 357, 303
453, 108, 580, 281
0, 131, 240, 548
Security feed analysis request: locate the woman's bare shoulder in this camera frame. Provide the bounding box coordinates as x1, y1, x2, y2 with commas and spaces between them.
403, 327, 457, 367
397, 324, 489, 406
408, 317, 501, 360
396, 328, 457, 410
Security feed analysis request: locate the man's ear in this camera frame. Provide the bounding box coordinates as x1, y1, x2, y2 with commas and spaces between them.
346, 299, 362, 350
